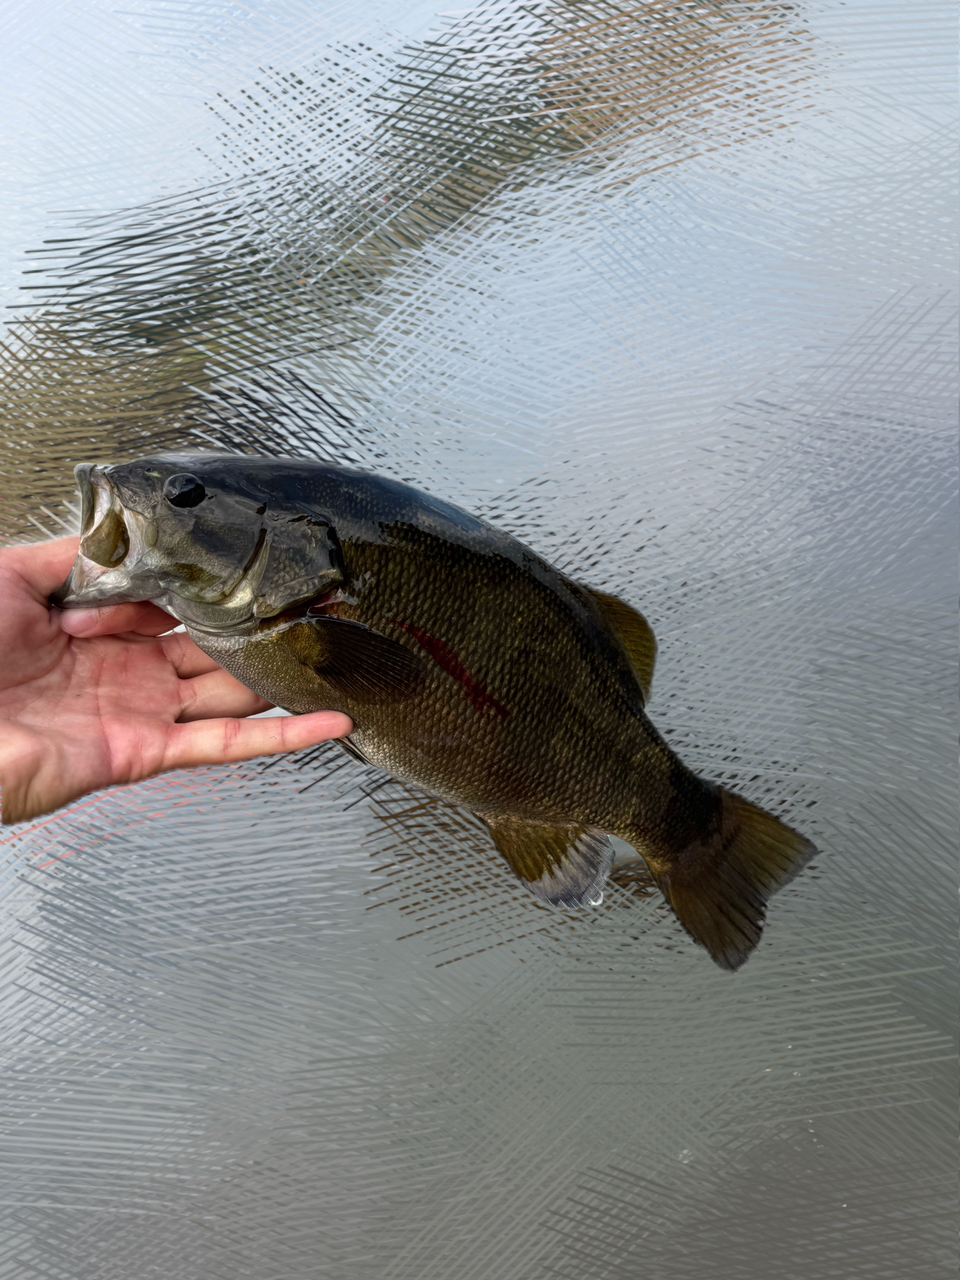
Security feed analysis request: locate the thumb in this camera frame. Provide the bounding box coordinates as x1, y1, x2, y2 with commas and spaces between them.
60, 602, 178, 637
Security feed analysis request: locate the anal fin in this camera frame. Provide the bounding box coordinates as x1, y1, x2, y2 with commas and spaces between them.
484, 817, 613, 908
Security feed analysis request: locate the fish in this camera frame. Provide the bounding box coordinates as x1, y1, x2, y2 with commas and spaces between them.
52, 452, 816, 969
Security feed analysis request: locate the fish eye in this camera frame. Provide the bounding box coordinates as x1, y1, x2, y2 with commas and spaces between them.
163, 474, 207, 508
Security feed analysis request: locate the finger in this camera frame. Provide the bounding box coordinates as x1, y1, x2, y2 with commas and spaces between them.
176, 669, 274, 722
161, 711, 353, 772
1, 537, 81, 601
60, 601, 179, 638
160, 630, 221, 678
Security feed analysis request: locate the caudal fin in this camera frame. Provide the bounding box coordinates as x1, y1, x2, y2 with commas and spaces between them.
652, 789, 816, 971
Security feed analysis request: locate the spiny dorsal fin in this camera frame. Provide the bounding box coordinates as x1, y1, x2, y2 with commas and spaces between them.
484, 817, 613, 908
584, 587, 658, 701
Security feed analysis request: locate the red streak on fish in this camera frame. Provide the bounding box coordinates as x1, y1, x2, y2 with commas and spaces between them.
392, 620, 509, 719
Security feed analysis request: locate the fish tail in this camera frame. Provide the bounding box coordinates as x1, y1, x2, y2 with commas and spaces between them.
649, 788, 816, 971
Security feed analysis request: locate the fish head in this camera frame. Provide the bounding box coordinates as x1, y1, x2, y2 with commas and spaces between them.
52, 454, 344, 633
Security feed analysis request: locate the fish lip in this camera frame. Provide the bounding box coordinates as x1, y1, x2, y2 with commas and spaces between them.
76, 464, 97, 535
51, 552, 132, 608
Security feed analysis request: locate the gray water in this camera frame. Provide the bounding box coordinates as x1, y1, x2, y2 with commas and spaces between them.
0, 1, 955, 1276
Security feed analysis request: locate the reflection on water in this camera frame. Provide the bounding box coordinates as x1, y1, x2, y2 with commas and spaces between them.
0, 0, 815, 535
0, 0, 955, 1276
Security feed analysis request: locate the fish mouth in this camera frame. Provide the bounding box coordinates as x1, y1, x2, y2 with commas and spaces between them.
51, 465, 152, 608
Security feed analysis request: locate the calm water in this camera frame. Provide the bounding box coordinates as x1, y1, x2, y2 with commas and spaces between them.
0, 1, 955, 1276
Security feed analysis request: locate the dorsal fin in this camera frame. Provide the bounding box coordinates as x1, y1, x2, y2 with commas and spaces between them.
583, 587, 658, 701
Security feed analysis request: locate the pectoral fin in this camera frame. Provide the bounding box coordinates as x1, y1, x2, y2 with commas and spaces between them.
286, 615, 427, 703
484, 817, 613, 908
583, 587, 657, 701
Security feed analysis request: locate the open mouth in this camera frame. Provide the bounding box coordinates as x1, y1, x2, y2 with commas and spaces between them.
50, 466, 144, 608
78, 467, 131, 567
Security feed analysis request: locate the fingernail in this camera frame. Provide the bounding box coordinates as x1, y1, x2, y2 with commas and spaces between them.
60, 609, 99, 636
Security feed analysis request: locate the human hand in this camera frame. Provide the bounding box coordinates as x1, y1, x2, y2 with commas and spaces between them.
0, 537, 353, 824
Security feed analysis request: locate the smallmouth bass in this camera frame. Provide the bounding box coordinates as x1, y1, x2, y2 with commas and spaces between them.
53, 453, 816, 969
